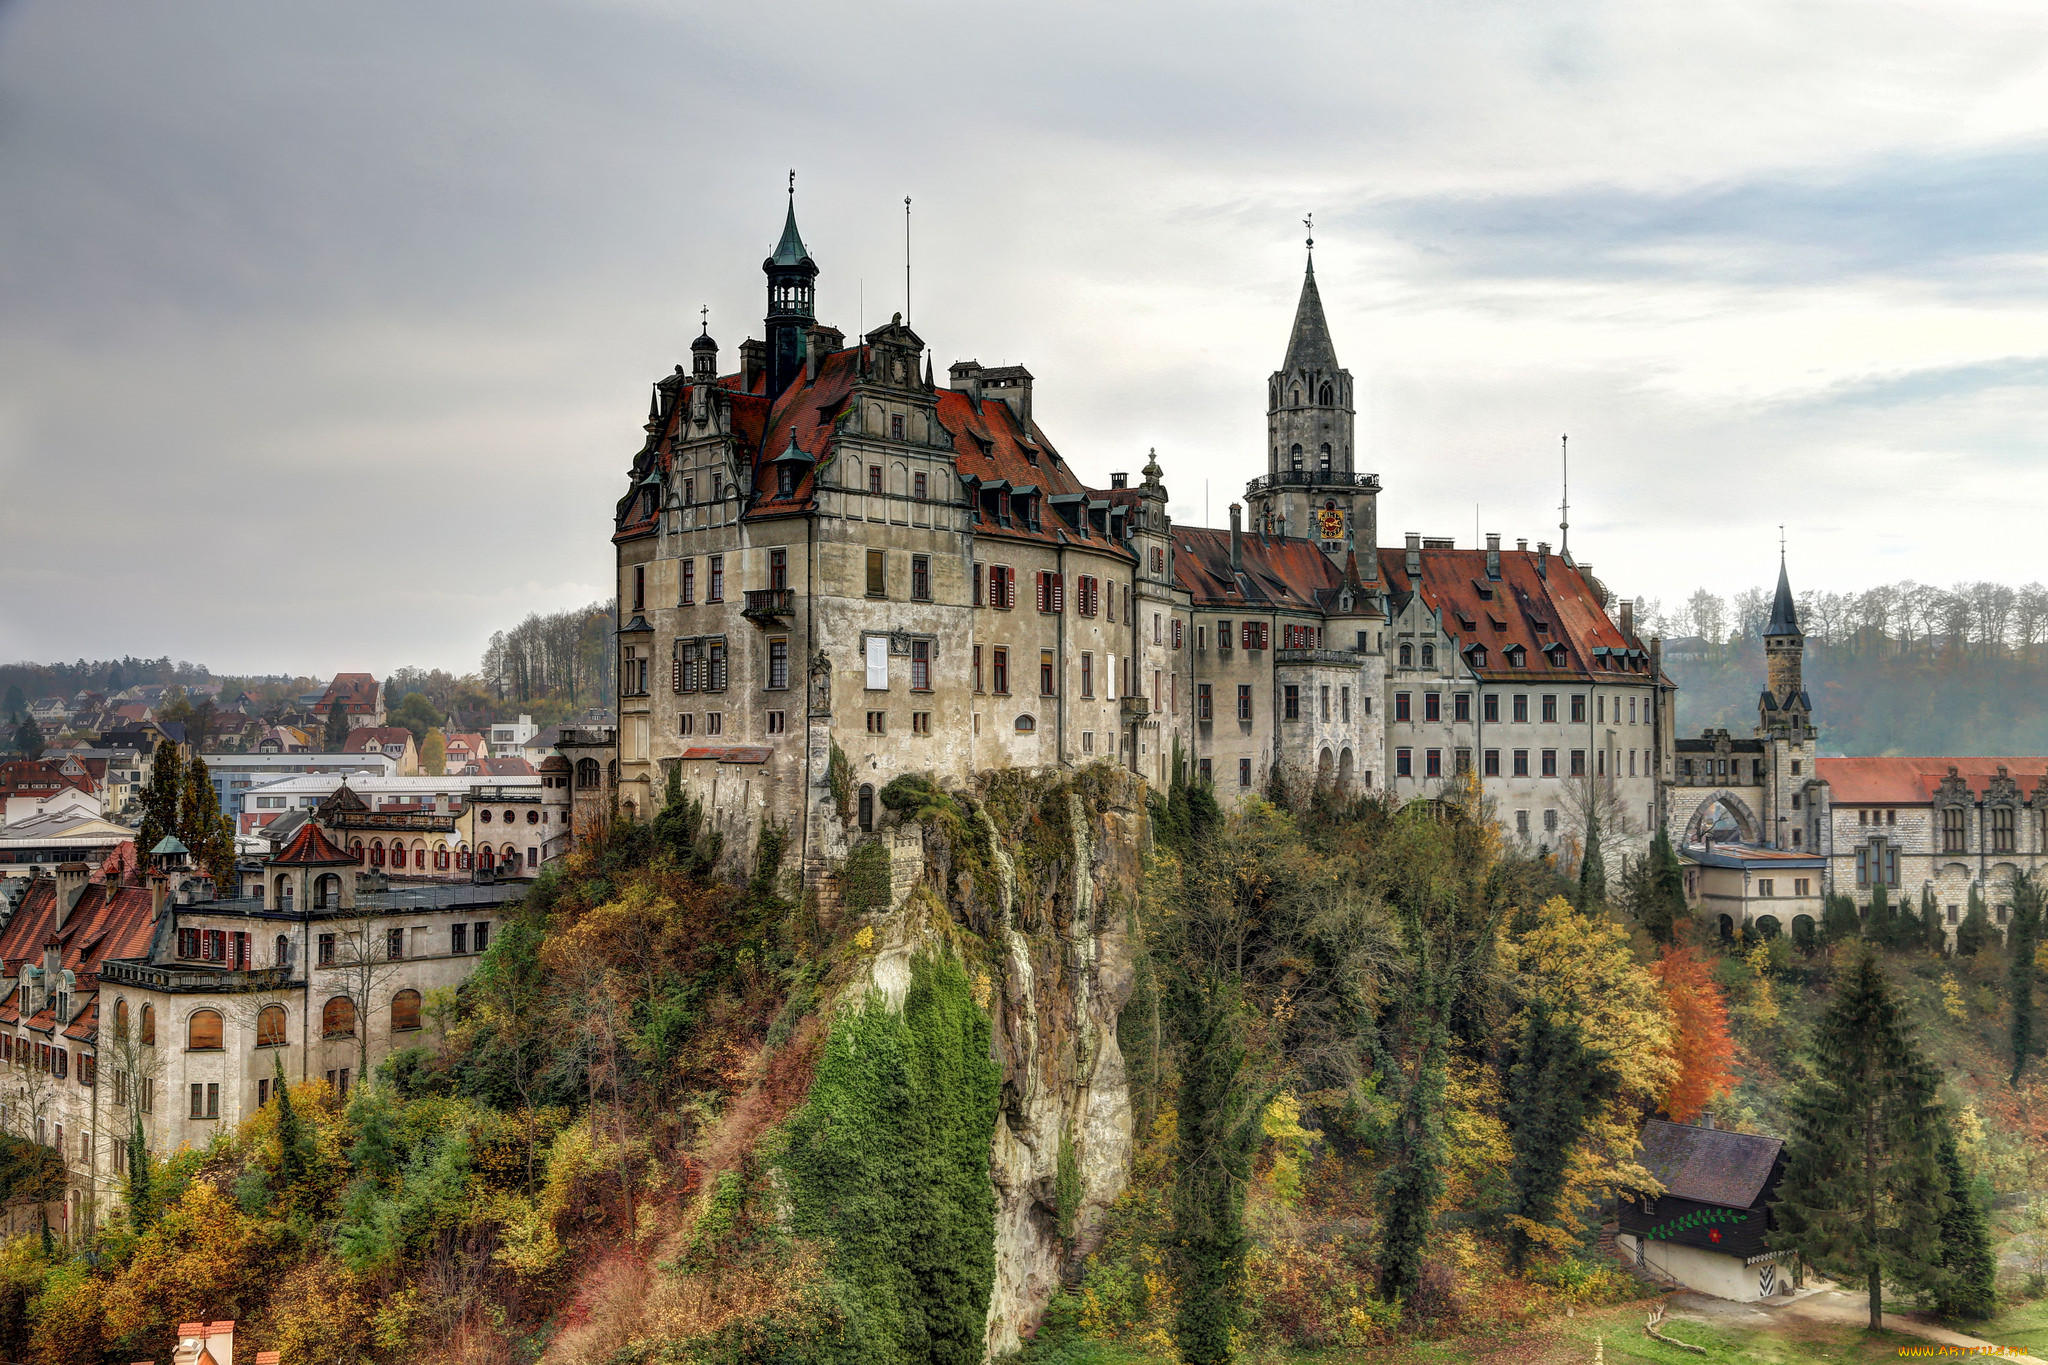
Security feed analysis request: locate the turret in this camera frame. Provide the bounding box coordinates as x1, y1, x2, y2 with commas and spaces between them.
762, 186, 818, 399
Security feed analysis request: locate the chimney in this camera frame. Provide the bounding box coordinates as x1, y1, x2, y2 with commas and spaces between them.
947, 359, 984, 401
53, 863, 87, 930
149, 872, 169, 920
1516, 538, 1528, 552
1619, 599, 1635, 637
1110, 472, 1128, 490
738, 338, 766, 393
1229, 503, 1243, 572
1485, 533, 1501, 581
1536, 541, 1550, 578
172, 1321, 234, 1365
1404, 532, 1421, 578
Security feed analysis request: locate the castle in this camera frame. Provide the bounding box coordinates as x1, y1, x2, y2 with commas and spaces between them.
612, 192, 1670, 878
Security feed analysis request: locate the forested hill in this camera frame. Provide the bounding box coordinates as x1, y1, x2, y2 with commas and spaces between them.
1670, 639, 2048, 756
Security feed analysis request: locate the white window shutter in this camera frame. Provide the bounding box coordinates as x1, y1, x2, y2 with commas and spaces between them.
866, 636, 889, 689
1106, 653, 1116, 701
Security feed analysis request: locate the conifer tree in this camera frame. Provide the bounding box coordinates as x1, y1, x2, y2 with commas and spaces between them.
178, 756, 236, 891
1823, 892, 1862, 945
1957, 887, 1994, 957
1375, 898, 1451, 1301
1577, 804, 1606, 908
1923, 885, 1946, 954
274, 1055, 310, 1197
137, 739, 182, 858
10, 718, 41, 759
2009, 872, 2041, 1086
323, 698, 350, 751
1773, 951, 1949, 1330
1867, 882, 1893, 945
125, 1108, 152, 1233
1929, 1122, 1997, 1319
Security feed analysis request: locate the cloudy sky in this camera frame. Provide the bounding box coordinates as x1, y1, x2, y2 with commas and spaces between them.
3, 0, 2046, 678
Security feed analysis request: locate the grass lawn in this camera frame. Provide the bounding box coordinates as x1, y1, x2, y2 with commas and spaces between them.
1980, 1299, 2048, 1356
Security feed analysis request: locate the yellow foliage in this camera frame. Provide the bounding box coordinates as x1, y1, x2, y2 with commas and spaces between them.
1260, 1092, 1313, 1209
100, 1181, 274, 1346
1441, 1057, 1511, 1213
266, 1259, 376, 1363
489, 1115, 616, 1278
1941, 972, 1969, 1022
1744, 940, 1771, 978
853, 924, 876, 952
1747, 975, 1781, 1030
1954, 1102, 1988, 1173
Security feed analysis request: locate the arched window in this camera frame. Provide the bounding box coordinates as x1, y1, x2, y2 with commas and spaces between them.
1290, 443, 1303, 470
1319, 382, 1333, 405
277, 875, 294, 906
140, 1004, 155, 1046
434, 847, 449, 870
113, 999, 129, 1042
1399, 644, 1413, 667
457, 849, 472, 871
187, 1009, 224, 1050
350, 840, 364, 862
576, 758, 600, 789
1291, 387, 1300, 405
315, 874, 341, 909
1421, 644, 1435, 668
858, 783, 875, 832
323, 997, 357, 1039
1318, 442, 1331, 472
370, 841, 385, 867
502, 844, 517, 867
256, 1005, 288, 1048
275, 934, 291, 969
479, 846, 495, 870
391, 990, 422, 1032
1015, 715, 1037, 732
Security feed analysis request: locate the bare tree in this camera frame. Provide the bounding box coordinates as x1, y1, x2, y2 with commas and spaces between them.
1687, 589, 1728, 648
2016, 584, 2048, 662
1558, 773, 1646, 877
319, 913, 410, 1082
1730, 587, 1769, 643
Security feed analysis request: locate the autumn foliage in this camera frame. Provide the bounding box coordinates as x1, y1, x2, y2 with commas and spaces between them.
1650, 946, 1737, 1123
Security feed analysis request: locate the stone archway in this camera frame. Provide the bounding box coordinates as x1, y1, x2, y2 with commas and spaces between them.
1317, 748, 1334, 787
1684, 791, 1761, 846
1338, 748, 1355, 792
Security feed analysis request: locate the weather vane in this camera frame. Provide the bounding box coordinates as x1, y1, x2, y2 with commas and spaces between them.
788, 168, 795, 198
700, 304, 709, 336
1304, 211, 1314, 253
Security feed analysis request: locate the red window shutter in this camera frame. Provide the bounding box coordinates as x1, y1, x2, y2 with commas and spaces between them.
1051, 574, 1064, 612
1036, 573, 1048, 612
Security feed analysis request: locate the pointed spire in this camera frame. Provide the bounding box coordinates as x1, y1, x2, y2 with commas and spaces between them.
1766, 552, 1801, 638
1282, 242, 1340, 374
771, 172, 810, 267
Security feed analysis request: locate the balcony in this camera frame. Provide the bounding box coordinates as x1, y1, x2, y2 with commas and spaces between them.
1119, 697, 1151, 721
1243, 470, 1381, 495
743, 588, 794, 622
99, 960, 294, 994
1274, 649, 1364, 667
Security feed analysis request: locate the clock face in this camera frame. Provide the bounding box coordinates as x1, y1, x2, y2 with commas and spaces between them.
1317, 508, 1345, 540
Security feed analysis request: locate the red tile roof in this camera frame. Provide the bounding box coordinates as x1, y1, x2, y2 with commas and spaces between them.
271, 821, 359, 867
317, 673, 381, 714
477, 757, 536, 777
0, 758, 96, 801
1817, 757, 2048, 805
64, 998, 97, 1042
0, 879, 156, 987
1173, 528, 1359, 612
342, 728, 414, 754
1379, 548, 1663, 684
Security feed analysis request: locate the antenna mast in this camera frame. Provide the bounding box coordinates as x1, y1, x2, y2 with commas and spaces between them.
904, 197, 912, 327
1559, 433, 1570, 557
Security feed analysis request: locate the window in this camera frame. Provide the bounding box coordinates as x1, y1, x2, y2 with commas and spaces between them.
705, 711, 723, 735
1483, 694, 1499, 723
1150, 546, 1165, 574
777, 462, 795, 498
1237, 684, 1253, 721
1455, 748, 1471, 774
911, 555, 931, 601
708, 554, 724, 601
1399, 643, 1413, 667
1513, 750, 1530, 777
1570, 749, 1586, 777
1396, 749, 1412, 777
1082, 652, 1095, 698
1080, 576, 1099, 616
1571, 694, 1586, 723
869, 464, 883, 493
323, 997, 357, 1039
1942, 806, 1966, 854
891, 414, 904, 440
973, 646, 984, 693
866, 549, 886, 597
1121, 585, 1130, 622
1153, 613, 1162, 644
1196, 682, 1211, 720
1516, 809, 1530, 835
914, 471, 927, 500
474, 922, 490, 953
1544, 809, 1558, 833
767, 709, 787, 733
1454, 693, 1470, 723
1219, 621, 1232, 653
1541, 750, 1558, 777
858, 784, 875, 831
141, 1005, 154, 1046
1484, 749, 1500, 776
1395, 692, 1411, 721
1284, 685, 1300, 720
912, 712, 930, 734
1512, 694, 1528, 723
992, 648, 1010, 694
1342, 687, 1351, 722
1083, 732, 1096, 754
1239, 758, 1252, 787
1994, 805, 2015, 852
679, 713, 695, 736
1421, 644, 1435, 668
1541, 695, 1557, 723
912, 640, 931, 692
1426, 749, 1443, 777
679, 558, 695, 604
1794, 878, 1811, 896
256, 1005, 287, 1048
387, 927, 405, 961
187, 1010, 223, 1051
867, 711, 886, 734
1241, 621, 1268, 651
452, 922, 468, 955
1758, 878, 1775, 897
632, 564, 645, 612
391, 990, 422, 1032
1424, 693, 1440, 722
190, 1083, 219, 1120
989, 566, 1015, 610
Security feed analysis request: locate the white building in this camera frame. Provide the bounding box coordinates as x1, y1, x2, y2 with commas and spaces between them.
200, 751, 398, 820
486, 715, 541, 758
237, 772, 540, 836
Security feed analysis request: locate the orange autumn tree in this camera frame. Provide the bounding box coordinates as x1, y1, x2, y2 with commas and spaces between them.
1651, 946, 1737, 1122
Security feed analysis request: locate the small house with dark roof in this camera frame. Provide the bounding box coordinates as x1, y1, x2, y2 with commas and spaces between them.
1617, 1119, 1793, 1301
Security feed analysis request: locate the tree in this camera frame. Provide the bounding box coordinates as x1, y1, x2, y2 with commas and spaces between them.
1577, 801, 1606, 909
420, 728, 447, 778
1824, 892, 1862, 945
125, 1108, 153, 1233
1922, 885, 1946, 955
1866, 883, 1895, 946
2010, 871, 2042, 1086
9, 719, 40, 759
1, 684, 23, 720
137, 740, 183, 860
1773, 951, 1949, 1330
387, 692, 442, 748
178, 758, 235, 892
1957, 887, 1994, 957
1687, 589, 1728, 647
1651, 947, 1736, 1123
322, 914, 409, 1082
1375, 898, 1451, 1303
1930, 1122, 1997, 1319
323, 699, 350, 752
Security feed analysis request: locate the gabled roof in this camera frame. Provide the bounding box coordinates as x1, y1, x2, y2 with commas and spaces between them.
1172, 528, 1356, 613
0, 879, 156, 983
317, 673, 381, 713
1638, 1119, 1783, 1208
342, 728, 414, 754
1816, 757, 2048, 805
270, 820, 358, 867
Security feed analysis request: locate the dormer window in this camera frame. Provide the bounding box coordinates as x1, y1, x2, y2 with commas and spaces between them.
778, 464, 795, 498
1505, 644, 1527, 668
1468, 644, 1489, 669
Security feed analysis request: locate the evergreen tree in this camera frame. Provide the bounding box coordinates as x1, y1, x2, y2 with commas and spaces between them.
1773, 951, 1949, 1330
1375, 898, 1451, 1301
1, 683, 23, 719
137, 739, 183, 858
1923, 885, 1947, 955
1167, 974, 1264, 1365
1577, 804, 1606, 909
274, 1055, 310, 1198
125, 1108, 153, 1233
1866, 883, 1894, 945
323, 698, 350, 751
1651, 825, 1687, 943
1929, 1122, 1997, 1319
1957, 887, 1994, 957
178, 756, 236, 891
1823, 892, 1862, 944
9, 718, 40, 759
1505, 1001, 1612, 1269
2009, 871, 2042, 1086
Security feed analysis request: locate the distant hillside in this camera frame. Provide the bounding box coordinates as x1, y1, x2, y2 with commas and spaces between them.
1669, 640, 2048, 756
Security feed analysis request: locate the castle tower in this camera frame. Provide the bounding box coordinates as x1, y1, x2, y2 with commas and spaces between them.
1763, 556, 1803, 703
763, 186, 817, 398
1243, 239, 1377, 574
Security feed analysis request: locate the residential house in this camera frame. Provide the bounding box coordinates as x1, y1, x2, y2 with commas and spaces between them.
341, 727, 420, 775
313, 674, 385, 730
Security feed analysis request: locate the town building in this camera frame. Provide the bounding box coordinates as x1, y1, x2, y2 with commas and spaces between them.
341, 726, 420, 774
0, 757, 102, 823
313, 673, 385, 730
1616, 1119, 1792, 1301
0, 842, 520, 1241
486, 715, 540, 758
608, 194, 1667, 876
195, 751, 398, 821
0, 811, 134, 875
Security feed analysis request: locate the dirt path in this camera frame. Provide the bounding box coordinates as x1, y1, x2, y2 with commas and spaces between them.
1673, 1288, 2047, 1361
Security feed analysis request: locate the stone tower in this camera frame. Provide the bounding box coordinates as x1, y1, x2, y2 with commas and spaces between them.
1243, 244, 1378, 575
763, 189, 817, 399
1759, 556, 1810, 737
